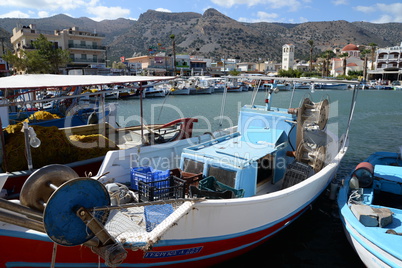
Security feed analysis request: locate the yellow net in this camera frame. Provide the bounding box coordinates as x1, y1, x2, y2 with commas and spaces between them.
24, 111, 61, 122
2, 124, 118, 172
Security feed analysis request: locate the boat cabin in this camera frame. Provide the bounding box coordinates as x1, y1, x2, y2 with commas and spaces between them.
180, 104, 296, 197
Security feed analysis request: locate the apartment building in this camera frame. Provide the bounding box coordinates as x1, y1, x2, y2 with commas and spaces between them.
376, 43, 402, 70
368, 42, 402, 81
10, 24, 106, 73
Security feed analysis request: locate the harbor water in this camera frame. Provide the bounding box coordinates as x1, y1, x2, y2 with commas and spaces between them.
114, 89, 402, 267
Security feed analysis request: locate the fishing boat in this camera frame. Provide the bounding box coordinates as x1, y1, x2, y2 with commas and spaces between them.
225, 77, 243, 92
316, 83, 348, 90
0, 74, 210, 197
337, 149, 402, 267
5, 85, 114, 128
188, 76, 214, 94
0, 77, 358, 267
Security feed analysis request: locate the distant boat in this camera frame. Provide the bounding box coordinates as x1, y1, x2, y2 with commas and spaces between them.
316, 83, 348, 90
188, 76, 213, 94
337, 150, 402, 267
169, 79, 191, 95
144, 85, 166, 98
294, 82, 311, 90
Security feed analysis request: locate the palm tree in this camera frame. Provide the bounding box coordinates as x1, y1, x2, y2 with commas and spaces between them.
360, 49, 371, 82
339, 52, 349, 76
170, 34, 176, 75
307, 40, 314, 72
321, 50, 335, 77
368, 42, 377, 70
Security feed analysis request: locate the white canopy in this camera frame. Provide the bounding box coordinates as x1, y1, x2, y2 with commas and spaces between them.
0, 74, 175, 89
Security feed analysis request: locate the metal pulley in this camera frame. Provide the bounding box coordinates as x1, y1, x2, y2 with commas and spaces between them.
20, 164, 79, 212
18, 164, 126, 266
295, 142, 326, 173
299, 98, 329, 130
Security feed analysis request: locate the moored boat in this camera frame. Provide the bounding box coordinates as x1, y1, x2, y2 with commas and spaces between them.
337, 150, 402, 267
0, 77, 359, 267
316, 83, 348, 90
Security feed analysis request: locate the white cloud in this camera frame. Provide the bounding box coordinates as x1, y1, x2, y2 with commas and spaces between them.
355, 3, 402, 23
38, 11, 49, 18
332, 0, 348, 6
256, 11, 278, 21
354, 5, 375, 13
299, 16, 308, 23
86, 5, 130, 21
238, 11, 278, 23
0, 0, 86, 11
211, 0, 302, 11
0, 10, 30, 18
155, 8, 172, 13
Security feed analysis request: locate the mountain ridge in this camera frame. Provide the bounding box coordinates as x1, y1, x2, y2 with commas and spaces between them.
1, 9, 401, 63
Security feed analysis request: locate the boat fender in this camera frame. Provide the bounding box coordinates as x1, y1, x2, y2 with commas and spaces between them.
87, 111, 99, 125
352, 162, 374, 188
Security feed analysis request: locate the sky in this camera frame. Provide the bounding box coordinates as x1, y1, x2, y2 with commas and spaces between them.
0, 0, 402, 24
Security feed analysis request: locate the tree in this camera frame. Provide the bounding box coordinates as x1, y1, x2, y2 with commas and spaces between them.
2, 50, 27, 74
307, 40, 314, 72
360, 49, 371, 81
31, 34, 70, 73
170, 34, 176, 75
339, 52, 349, 76
3, 34, 70, 74
321, 50, 335, 77
368, 42, 377, 70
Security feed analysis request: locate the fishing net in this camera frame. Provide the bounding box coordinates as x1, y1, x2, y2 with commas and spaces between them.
91, 199, 198, 252
24, 111, 61, 122
1, 124, 118, 172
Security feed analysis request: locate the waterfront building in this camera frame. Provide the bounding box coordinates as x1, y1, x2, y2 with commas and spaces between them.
369, 42, 402, 82
331, 44, 364, 77
0, 57, 8, 77
375, 43, 402, 70
10, 24, 106, 74
126, 53, 170, 75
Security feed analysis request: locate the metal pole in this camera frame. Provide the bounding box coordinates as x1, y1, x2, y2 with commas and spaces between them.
0, 210, 44, 232
0, 198, 42, 221
342, 85, 359, 152
22, 122, 33, 170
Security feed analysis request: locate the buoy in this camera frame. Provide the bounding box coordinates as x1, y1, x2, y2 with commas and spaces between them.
352, 162, 374, 188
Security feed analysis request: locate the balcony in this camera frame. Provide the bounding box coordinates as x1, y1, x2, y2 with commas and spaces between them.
71, 58, 105, 64
68, 44, 106, 50
67, 31, 105, 38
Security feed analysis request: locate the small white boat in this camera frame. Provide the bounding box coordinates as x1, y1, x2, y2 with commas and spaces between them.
144, 86, 166, 98
169, 81, 191, 95
337, 150, 402, 268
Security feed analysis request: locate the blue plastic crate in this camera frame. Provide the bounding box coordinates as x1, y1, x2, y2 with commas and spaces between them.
130, 166, 170, 190
144, 204, 174, 232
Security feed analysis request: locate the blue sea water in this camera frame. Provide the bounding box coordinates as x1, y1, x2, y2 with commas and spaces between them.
115, 89, 402, 267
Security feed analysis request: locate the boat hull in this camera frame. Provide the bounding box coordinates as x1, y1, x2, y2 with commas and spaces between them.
0, 144, 344, 267
337, 152, 402, 268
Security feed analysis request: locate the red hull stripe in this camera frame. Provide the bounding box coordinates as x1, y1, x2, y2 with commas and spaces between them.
1, 207, 308, 268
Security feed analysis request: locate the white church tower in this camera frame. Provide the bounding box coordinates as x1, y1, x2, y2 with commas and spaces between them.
282, 44, 295, 70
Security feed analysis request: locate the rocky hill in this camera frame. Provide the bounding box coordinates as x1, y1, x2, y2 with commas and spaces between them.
1, 9, 402, 63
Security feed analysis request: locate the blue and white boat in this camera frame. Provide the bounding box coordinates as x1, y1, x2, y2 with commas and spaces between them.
337, 149, 402, 267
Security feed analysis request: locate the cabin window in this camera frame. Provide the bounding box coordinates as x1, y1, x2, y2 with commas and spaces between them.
208, 166, 236, 188
183, 159, 204, 174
